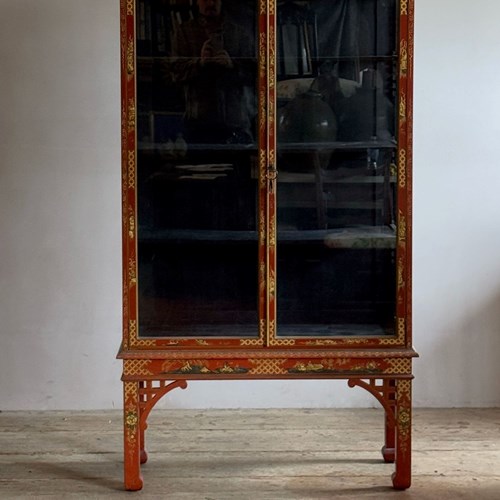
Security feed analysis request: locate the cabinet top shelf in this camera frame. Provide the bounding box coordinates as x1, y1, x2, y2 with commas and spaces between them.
138, 140, 397, 152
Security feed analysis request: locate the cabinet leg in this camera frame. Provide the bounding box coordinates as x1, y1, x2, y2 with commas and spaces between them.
382, 379, 396, 463
123, 381, 143, 491
140, 423, 148, 464
139, 382, 148, 464
392, 379, 412, 490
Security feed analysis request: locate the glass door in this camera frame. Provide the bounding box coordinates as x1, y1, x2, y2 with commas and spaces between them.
274, 0, 399, 338
134, 0, 263, 339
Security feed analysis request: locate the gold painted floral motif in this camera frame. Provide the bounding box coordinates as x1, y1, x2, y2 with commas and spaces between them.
259, 91, 266, 133
398, 257, 405, 290
161, 360, 248, 375
125, 411, 138, 429
127, 99, 135, 133
129, 213, 135, 239
269, 213, 276, 247
291, 362, 325, 373
305, 339, 339, 346
268, 93, 275, 126
400, 40, 408, 77
128, 258, 137, 286
269, 25, 276, 91
398, 210, 406, 244
398, 409, 410, 427
259, 33, 266, 79
269, 269, 276, 297
399, 93, 407, 123
127, 36, 134, 74
396, 379, 412, 455
288, 360, 381, 374
259, 262, 266, 291
305, 338, 370, 346
124, 404, 139, 456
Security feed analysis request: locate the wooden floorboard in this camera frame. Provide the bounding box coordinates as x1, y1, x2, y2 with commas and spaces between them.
0, 408, 499, 499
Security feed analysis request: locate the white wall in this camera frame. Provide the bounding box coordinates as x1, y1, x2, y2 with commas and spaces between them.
412, 0, 500, 406
1, 0, 500, 410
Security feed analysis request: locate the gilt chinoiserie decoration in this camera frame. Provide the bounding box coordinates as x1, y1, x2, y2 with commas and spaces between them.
119, 0, 416, 491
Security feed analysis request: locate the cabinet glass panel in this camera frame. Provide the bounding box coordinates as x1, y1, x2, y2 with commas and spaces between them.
135, 0, 259, 337
276, 0, 398, 337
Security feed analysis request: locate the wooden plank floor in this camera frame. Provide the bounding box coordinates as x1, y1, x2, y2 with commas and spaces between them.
0, 408, 499, 499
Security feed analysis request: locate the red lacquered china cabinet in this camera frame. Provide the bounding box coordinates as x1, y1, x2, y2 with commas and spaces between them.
119, 0, 416, 490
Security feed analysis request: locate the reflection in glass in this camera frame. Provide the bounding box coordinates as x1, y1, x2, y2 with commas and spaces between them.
276, 0, 398, 337
135, 0, 259, 337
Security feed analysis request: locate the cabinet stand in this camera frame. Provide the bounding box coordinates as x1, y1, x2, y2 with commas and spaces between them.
122, 369, 412, 491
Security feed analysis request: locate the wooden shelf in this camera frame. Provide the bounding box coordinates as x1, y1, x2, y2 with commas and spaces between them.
138, 225, 396, 248
278, 172, 396, 184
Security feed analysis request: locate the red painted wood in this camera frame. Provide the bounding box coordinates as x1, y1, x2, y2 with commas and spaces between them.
119, 0, 416, 490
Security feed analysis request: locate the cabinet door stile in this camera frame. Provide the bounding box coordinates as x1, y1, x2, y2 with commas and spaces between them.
258, 0, 270, 347
266, 0, 278, 346
395, 0, 414, 348
121, 0, 140, 350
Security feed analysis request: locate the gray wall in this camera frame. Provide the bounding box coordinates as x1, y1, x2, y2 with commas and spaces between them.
1, 0, 500, 410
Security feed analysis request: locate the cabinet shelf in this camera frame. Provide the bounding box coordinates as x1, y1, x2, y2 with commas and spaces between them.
278, 140, 397, 152
278, 172, 396, 184
137, 140, 396, 153
138, 225, 395, 248
138, 142, 258, 152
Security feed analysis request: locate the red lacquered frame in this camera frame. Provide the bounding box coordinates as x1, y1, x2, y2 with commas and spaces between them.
118, 0, 417, 491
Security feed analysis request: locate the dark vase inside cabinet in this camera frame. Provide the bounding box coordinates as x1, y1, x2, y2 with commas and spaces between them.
119, 0, 416, 491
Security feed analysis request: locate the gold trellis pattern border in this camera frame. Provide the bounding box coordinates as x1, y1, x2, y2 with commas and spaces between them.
249, 359, 287, 375
400, 0, 408, 16
124, 360, 153, 376
126, 0, 134, 16
379, 318, 405, 345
